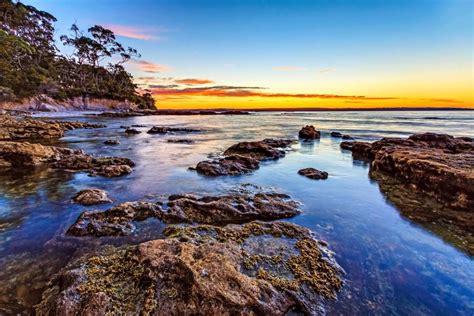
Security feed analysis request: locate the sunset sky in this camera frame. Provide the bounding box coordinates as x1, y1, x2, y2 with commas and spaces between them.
29, 0, 473, 109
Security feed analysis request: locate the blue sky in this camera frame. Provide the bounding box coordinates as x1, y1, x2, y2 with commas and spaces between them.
26, 0, 473, 108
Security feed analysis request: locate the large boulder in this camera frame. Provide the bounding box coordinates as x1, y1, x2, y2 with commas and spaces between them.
37, 222, 343, 315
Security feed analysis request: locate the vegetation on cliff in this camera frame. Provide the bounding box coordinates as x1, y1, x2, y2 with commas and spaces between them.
0, 0, 154, 109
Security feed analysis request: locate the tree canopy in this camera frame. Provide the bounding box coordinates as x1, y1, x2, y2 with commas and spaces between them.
0, 0, 154, 109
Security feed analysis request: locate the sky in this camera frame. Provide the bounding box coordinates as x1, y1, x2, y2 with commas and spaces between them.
28, 0, 473, 109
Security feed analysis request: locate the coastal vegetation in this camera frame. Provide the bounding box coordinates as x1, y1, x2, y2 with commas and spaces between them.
0, 0, 154, 109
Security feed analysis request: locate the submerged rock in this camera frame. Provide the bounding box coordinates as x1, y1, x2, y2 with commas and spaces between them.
0, 115, 105, 141
298, 168, 328, 180
125, 128, 141, 134
72, 189, 112, 206
67, 192, 302, 236
167, 139, 194, 144
342, 133, 473, 211
196, 138, 293, 176
0, 141, 135, 177
147, 126, 199, 134
37, 221, 343, 315
104, 139, 120, 145
67, 202, 163, 236
298, 125, 320, 140
331, 132, 353, 140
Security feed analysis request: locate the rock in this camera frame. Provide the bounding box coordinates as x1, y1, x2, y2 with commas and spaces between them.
147, 126, 199, 134
131, 124, 147, 127
67, 202, 163, 236
195, 139, 293, 176
166, 192, 301, 224
340, 141, 372, 161
89, 164, 133, 177
72, 189, 112, 206
331, 132, 353, 140
342, 133, 473, 211
0, 141, 135, 177
38, 221, 343, 315
0, 114, 105, 141
223, 139, 292, 161
104, 139, 120, 145
167, 139, 194, 144
125, 128, 141, 134
298, 168, 328, 180
196, 155, 260, 176
370, 133, 473, 211
67, 192, 301, 236
298, 125, 320, 140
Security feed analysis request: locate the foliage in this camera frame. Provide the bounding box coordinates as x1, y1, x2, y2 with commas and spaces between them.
0, 0, 155, 109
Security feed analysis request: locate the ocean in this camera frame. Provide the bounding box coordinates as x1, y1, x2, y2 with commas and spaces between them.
1, 110, 473, 314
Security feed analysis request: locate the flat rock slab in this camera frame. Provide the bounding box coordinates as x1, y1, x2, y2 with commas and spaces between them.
72, 188, 112, 206
298, 168, 328, 180
37, 221, 343, 315
0, 115, 104, 140
147, 126, 200, 134
196, 138, 293, 176
67, 192, 302, 237
0, 141, 135, 177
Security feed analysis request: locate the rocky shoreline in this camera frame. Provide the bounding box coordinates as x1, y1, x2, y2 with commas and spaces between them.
1, 112, 473, 313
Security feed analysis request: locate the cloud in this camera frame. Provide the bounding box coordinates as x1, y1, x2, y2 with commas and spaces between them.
104, 24, 157, 40
174, 78, 215, 85
319, 68, 335, 74
149, 85, 396, 101
129, 60, 171, 73
272, 66, 306, 72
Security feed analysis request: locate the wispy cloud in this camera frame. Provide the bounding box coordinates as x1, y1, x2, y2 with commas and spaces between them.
272, 66, 306, 72
318, 68, 335, 74
129, 60, 171, 73
104, 24, 157, 40
174, 78, 215, 85
149, 85, 396, 100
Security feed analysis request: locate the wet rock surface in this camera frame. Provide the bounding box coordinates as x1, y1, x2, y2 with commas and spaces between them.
196, 155, 260, 176
331, 132, 353, 140
104, 139, 120, 145
299, 125, 320, 140
298, 168, 329, 180
67, 192, 302, 236
72, 189, 112, 206
196, 139, 293, 176
67, 202, 163, 237
124, 128, 141, 134
342, 133, 474, 211
0, 115, 104, 140
147, 126, 199, 134
0, 141, 135, 177
37, 221, 343, 315
167, 139, 194, 144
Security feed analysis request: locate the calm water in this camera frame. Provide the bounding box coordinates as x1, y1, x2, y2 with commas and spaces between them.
0, 110, 473, 314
